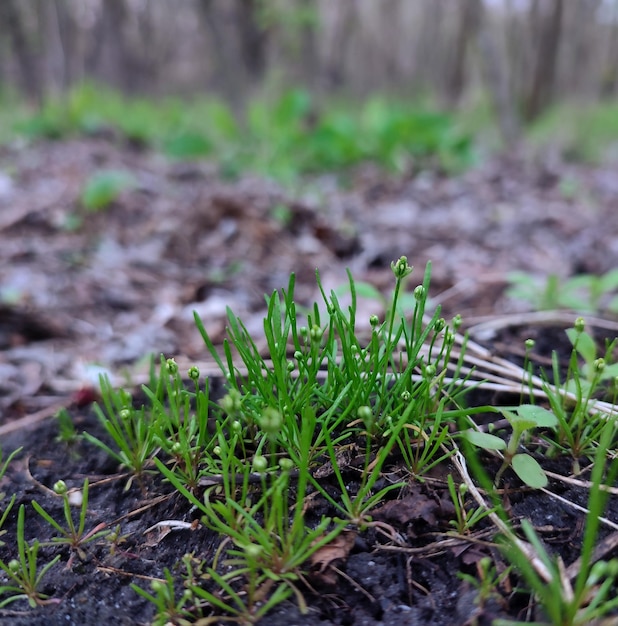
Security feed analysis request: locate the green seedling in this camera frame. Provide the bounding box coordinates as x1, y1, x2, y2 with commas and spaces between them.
0, 495, 15, 548
447, 474, 495, 535
0, 446, 21, 496
31, 479, 109, 567
0, 504, 61, 608
54, 407, 82, 448
0, 447, 21, 547
506, 269, 618, 313
83, 375, 159, 488
80, 169, 136, 212
464, 404, 557, 488
132, 568, 193, 626
457, 556, 510, 613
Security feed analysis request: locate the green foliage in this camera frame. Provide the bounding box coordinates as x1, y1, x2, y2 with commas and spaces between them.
528, 100, 618, 164
506, 270, 618, 314
8, 83, 474, 181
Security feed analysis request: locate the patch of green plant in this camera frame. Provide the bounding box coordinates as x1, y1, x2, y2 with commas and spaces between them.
0, 446, 21, 547
120, 258, 478, 620
0, 504, 61, 608
31, 479, 109, 567
54, 257, 617, 621
80, 169, 136, 212
541, 318, 618, 471
7, 83, 475, 181
564, 318, 618, 391
506, 269, 618, 314
528, 100, 618, 164
156, 404, 346, 622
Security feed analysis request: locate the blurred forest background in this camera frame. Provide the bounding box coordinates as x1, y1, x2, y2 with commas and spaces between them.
2, 0, 618, 172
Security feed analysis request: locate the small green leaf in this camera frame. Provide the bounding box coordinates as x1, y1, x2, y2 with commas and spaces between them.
512, 454, 547, 488
565, 328, 597, 363
81, 170, 136, 212
516, 405, 558, 429
463, 430, 506, 451
500, 409, 536, 432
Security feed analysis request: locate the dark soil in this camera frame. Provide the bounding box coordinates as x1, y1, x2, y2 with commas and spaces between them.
1, 137, 618, 625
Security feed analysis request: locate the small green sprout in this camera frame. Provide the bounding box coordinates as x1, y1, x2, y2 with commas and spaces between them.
0, 504, 61, 608
81, 169, 136, 212
31, 478, 109, 567
131, 568, 193, 626
447, 474, 495, 535
464, 404, 558, 488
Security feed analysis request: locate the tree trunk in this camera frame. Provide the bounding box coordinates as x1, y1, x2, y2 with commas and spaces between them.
524, 0, 564, 121
475, 0, 520, 145
447, 0, 481, 105
0, 0, 42, 103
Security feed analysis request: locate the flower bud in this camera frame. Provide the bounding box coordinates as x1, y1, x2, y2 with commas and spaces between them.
166, 358, 178, 375
252, 455, 268, 473
279, 458, 294, 471
574, 317, 585, 333
260, 407, 283, 436
391, 256, 413, 279
424, 364, 436, 378
413, 285, 426, 301
53, 480, 68, 495
452, 314, 462, 331
188, 366, 200, 381
357, 405, 373, 425
244, 543, 263, 559
310, 324, 322, 341
119, 408, 132, 421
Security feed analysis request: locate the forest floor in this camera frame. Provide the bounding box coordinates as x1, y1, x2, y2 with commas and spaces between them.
1, 137, 618, 625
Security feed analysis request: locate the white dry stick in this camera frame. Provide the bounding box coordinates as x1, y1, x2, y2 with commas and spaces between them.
452, 449, 555, 584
